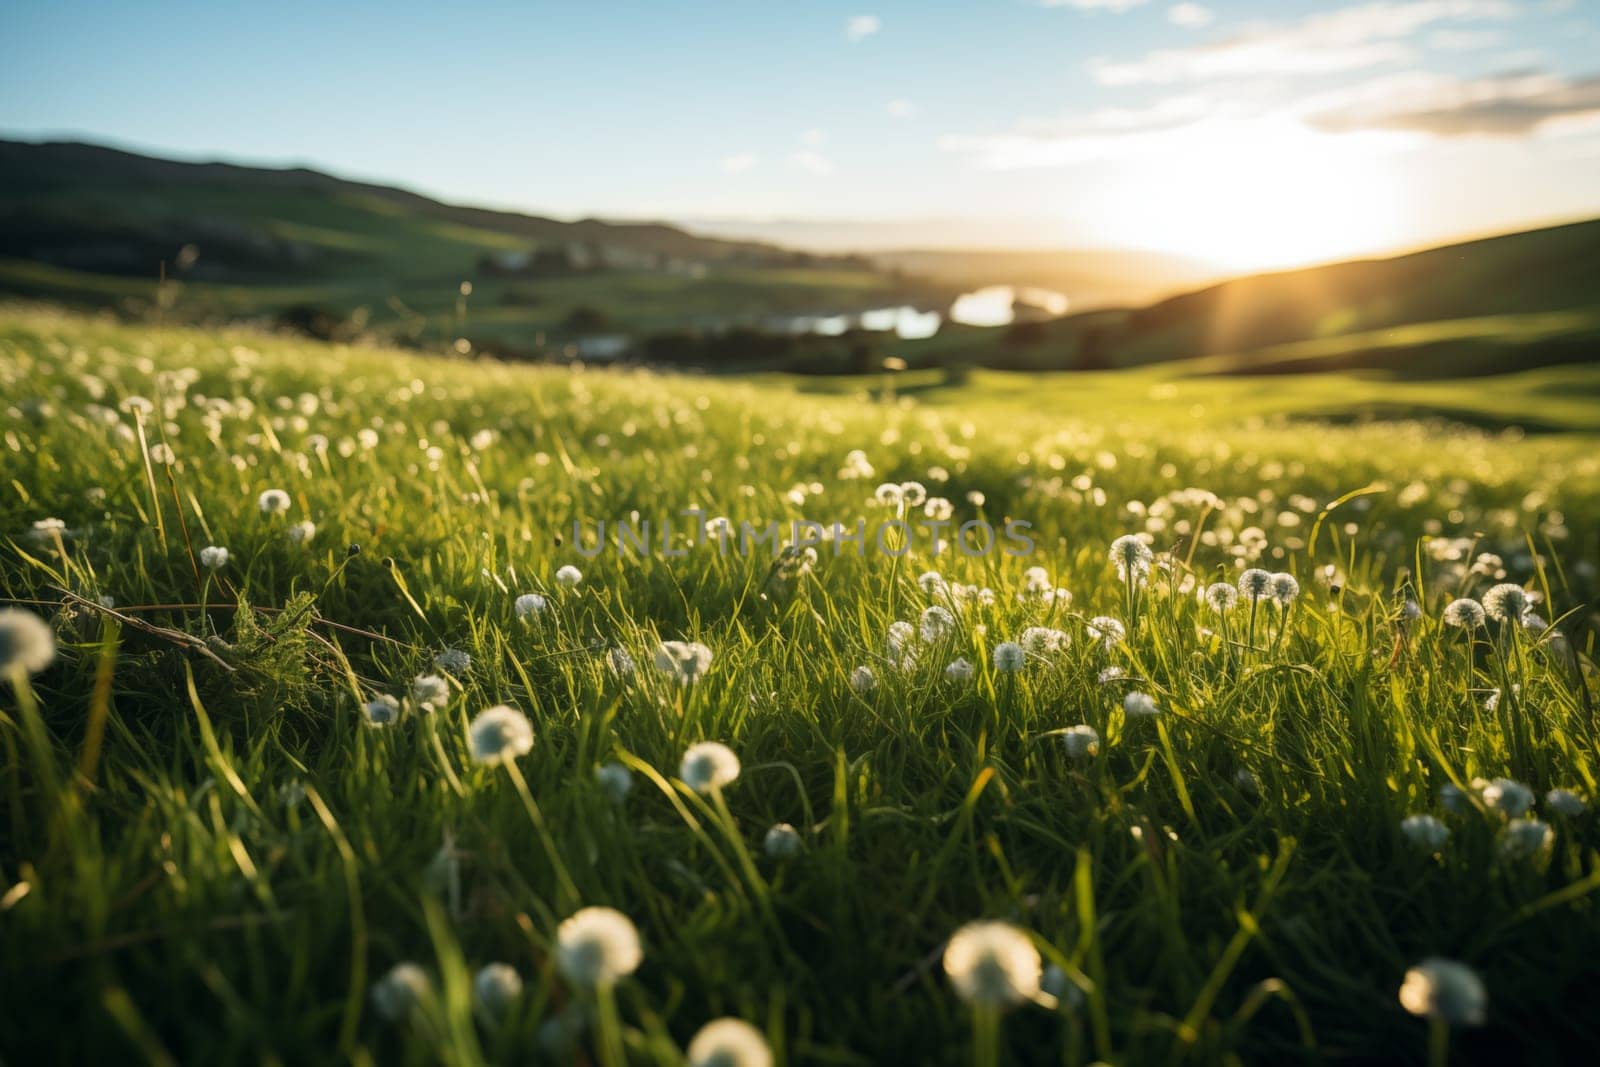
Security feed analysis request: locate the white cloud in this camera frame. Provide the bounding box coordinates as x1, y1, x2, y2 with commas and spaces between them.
1039, 0, 1151, 11
845, 14, 881, 42
1427, 27, 1502, 49
720, 153, 758, 174
791, 150, 836, 175
800, 128, 828, 147
1093, 1, 1515, 85
939, 94, 1222, 168
1308, 68, 1600, 136
1168, 3, 1214, 28
886, 98, 918, 118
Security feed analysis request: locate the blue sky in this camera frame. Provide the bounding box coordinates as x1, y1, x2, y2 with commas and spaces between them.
4, 0, 1600, 266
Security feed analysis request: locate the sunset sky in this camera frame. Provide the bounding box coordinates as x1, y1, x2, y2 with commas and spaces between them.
5, 0, 1600, 269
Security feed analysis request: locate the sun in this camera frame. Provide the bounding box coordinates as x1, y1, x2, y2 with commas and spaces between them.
1107, 120, 1403, 273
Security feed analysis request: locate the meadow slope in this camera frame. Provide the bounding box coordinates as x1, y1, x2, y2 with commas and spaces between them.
2, 306, 1599, 1065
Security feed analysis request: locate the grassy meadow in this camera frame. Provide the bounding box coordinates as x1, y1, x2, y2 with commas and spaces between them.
3, 304, 1600, 1065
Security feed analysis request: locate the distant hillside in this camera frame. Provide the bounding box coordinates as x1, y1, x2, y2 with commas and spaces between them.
869, 247, 1218, 310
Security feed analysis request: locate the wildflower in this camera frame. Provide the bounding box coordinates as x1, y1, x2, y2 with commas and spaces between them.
595, 762, 633, 803
680, 741, 740, 793
1122, 691, 1159, 718
1481, 583, 1528, 623
850, 665, 877, 693
1399, 959, 1486, 1026
1442, 599, 1485, 629
434, 648, 471, 673
1401, 814, 1450, 852
372, 962, 432, 1022
607, 647, 636, 677
1040, 965, 1085, 1011
686, 1018, 773, 1067
199, 545, 229, 570
1062, 724, 1100, 759
514, 593, 548, 619
555, 907, 642, 987
1020, 626, 1069, 655
412, 674, 450, 709
287, 520, 316, 544
1097, 665, 1125, 684
1205, 583, 1238, 613
1269, 572, 1300, 606
1109, 534, 1153, 583
764, 823, 804, 858
900, 481, 927, 507
918, 570, 947, 595
873, 483, 903, 507
0, 608, 56, 676
555, 565, 583, 589
1020, 566, 1053, 601
467, 705, 533, 765
1238, 568, 1272, 601
362, 695, 401, 727
944, 657, 974, 684
1439, 782, 1471, 813
1234, 768, 1261, 795
655, 640, 713, 684
920, 605, 957, 643
1481, 778, 1534, 818
993, 641, 1025, 673
474, 963, 523, 1015
1499, 819, 1553, 860
149, 442, 175, 464
1545, 789, 1586, 817
258, 488, 291, 514
942, 921, 1042, 1006
1087, 616, 1125, 650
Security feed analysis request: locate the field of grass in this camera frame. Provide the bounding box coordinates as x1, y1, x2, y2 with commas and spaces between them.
3, 305, 1599, 1065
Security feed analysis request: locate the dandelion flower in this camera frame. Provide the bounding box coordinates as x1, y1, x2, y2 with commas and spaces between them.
942, 921, 1042, 1007
686, 1018, 773, 1067
474, 963, 523, 1015
1401, 814, 1450, 852
1545, 788, 1586, 817
1238, 569, 1272, 601
1481, 778, 1534, 818
555, 907, 642, 987
434, 648, 472, 673
680, 741, 740, 793
1097, 665, 1125, 684
1234, 768, 1261, 795
287, 520, 316, 544
1062, 724, 1100, 759
1442, 599, 1485, 629
764, 822, 804, 859
918, 570, 947, 595
468, 705, 533, 765
607, 647, 636, 677
362, 694, 401, 727
555, 565, 583, 589
258, 488, 291, 514
1122, 691, 1159, 718
0, 608, 56, 676
595, 762, 633, 803
1399, 959, 1486, 1026
850, 665, 877, 693
1040, 965, 1085, 1011
993, 641, 1025, 673
514, 593, 548, 619
944, 657, 974, 684
1109, 534, 1153, 582
1499, 819, 1553, 861
873, 483, 903, 507
412, 673, 450, 709
920, 605, 957, 643
1087, 616, 1125, 650
199, 545, 229, 570
1269, 572, 1300, 607
1020, 626, 1069, 655
372, 962, 432, 1022
1482, 583, 1528, 622
1205, 583, 1238, 613
655, 640, 713, 684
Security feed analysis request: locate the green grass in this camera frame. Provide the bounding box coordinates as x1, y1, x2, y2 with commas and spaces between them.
3, 305, 1600, 1065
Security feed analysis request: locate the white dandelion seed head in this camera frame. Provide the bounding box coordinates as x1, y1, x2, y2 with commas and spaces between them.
1205, 582, 1239, 613
944, 657, 975, 684
473, 963, 523, 1015
1442, 599, 1485, 629
467, 705, 533, 765
680, 741, 740, 793
942, 921, 1042, 1007
412, 673, 450, 709
764, 822, 804, 859
1498, 818, 1553, 861
873, 483, 904, 507
257, 488, 291, 514
1109, 534, 1154, 582
199, 545, 229, 570
1097, 665, 1125, 684
555, 907, 642, 987
1269, 572, 1300, 606
1401, 814, 1450, 853
1040, 965, 1085, 1010
1234, 768, 1261, 795
149, 442, 175, 465
686, 1018, 773, 1067
1238, 568, 1273, 601
655, 640, 713, 684
1481, 778, 1534, 818
287, 520, 316, 544
514, 593, 548, 619
918, 570, 947, 595
595, 762, 633, 803
1439, 782, 1472, 813
1062, 724, 1100, 759
555, 564, 583, 588
372, 962, 432, 1022
899, 481, 927, 507
1481, 583, 1529, 622
0, 608, 56, 676
850, 665, 877, 693
1545, 788, 1586, 817
1401, 599, 1423, 621
1087, 616, 1125, 649
362, 694, 401, 727
1020, 626, 1069, 656
434, 648, 472, 673
993, 641, 1025, 673
1122, 691, 1159, 718
920, 605, 957, 643
1399, 958, 1486, 1027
